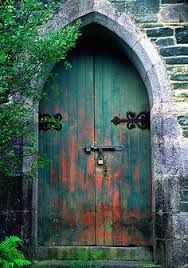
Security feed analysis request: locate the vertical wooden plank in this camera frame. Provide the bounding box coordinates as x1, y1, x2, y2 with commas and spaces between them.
38, 50, 95, 246
95, 48, 151, 246
94, 54, 105, 245
111, 57, 125, 246
76, 52, 95, 245
38, 78, 60, 246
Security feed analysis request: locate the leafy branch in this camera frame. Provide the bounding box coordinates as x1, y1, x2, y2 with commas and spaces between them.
0, 0, 81, 178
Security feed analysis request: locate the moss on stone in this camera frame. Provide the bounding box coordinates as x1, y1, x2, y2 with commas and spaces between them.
31, 260, 162, 268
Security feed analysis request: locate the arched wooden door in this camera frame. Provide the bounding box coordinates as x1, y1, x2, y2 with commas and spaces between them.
38, 30, 152, 247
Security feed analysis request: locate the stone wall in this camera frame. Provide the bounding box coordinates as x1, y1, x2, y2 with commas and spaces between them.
110, 0, 188, 103
0, 1, 187, 268
119, 0, 188, 101
56, 0, 188, 103
110, 0, 188, 144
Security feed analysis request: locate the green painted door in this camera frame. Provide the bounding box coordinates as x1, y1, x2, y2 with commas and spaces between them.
38, 46, 152, 246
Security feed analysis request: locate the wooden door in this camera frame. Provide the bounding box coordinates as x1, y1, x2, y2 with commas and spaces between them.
38, 47, 152, 247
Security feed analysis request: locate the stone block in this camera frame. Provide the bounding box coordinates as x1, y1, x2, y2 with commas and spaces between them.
132, 38, 161, 71
134, 14, 158, 23
182, 149, 188, 177
180, 177, 188, 190
151, 115, 181, 141
162, 142, 183, 175
173, 213, 188, 238
155, 38, 174, 47
153, 176, 181, 213
94, 0, 117, 19
171, 74, 188, 81
173, 82, 188, 89
180, 202, 188, 212
111, 0, 125, 13
31, 260, 158, 268
165, 239, 188, 268
154, 212, 170, 239
146, 62, 173, 105
160, 46, 188, 57
36, 246, 153, 261
130, 52, 171, 106
21, 211, 33, 248
154, 142, 184, 176
155, 212, 188, 240
160, 4, 188, 23
161, 0, 184, 3
167, 65, 188, 73
22, 176, 33, 211
146, 27, 173, 38
125, 0, 160, 14
181, 190, 188, 202
173, 89, 188, 102
176, 26, 188, 44
22, 155, 33, 173
154, 239, 166, 267
165, 57, 188, 65
182, 130, 188, 138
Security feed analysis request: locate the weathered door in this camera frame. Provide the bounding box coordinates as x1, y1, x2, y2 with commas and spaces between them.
38, 44, 152, 246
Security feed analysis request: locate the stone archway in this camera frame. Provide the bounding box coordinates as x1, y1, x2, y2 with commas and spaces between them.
40, 0, 173, 107
31, 0, 183, 266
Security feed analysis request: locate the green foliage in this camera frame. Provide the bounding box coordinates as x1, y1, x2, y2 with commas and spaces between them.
143, 265, 161, 268
70, 249, 105, 268
0, 0, 80, 178
91, 249, 103, 261
71, 261, 98, 268
0, 236, 32, 267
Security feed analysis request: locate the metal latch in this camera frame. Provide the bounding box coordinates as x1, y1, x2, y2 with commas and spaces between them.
84, 144, 123, 166
84, 144, 123, 153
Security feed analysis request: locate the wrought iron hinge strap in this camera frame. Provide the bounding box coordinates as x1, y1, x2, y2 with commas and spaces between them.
111, 112, 150, 130
39, 113, 62, 131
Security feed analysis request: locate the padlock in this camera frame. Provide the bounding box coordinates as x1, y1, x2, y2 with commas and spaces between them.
98, 156, 104, 165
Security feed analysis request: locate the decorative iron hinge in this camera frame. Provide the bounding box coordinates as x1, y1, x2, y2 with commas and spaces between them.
111, 112, 150, 130
39, 113, 62, 131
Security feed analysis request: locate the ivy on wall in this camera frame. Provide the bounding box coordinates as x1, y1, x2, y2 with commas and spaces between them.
0, 0, 80, 179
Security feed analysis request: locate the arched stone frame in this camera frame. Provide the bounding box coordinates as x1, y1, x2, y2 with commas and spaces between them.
30, 0, 185, 266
